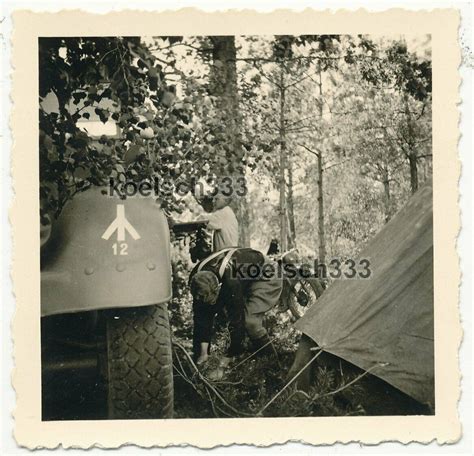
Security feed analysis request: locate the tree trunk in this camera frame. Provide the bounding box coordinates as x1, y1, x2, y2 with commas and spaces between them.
287, 154, 296, 249
238, 196, 251, 247
317, 152, 326, 264
286, 335, 317, 391
382, 167, 391, 223
279, 66, 288, 252
317, 69, 326, 264
408, 153, 418, 194
209, 36, 250, 244
210, 37, 239, 148
404, 93, 418, 194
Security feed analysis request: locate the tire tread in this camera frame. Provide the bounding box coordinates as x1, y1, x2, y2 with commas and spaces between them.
106, 304, 173, 419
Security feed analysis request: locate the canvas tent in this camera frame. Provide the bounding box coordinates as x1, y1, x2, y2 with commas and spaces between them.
294, 180, 434, 406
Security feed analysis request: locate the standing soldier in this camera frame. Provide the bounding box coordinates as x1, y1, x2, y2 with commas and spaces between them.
205, 194, 239, 252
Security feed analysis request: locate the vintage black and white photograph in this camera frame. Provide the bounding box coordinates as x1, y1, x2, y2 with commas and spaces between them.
38, 32, 435, 422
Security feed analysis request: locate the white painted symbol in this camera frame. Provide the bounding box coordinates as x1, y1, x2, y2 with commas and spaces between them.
102, 204, 141, 241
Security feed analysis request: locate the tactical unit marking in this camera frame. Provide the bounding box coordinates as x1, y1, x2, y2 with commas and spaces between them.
102, 204, 141, 242
112, 243, 128, 256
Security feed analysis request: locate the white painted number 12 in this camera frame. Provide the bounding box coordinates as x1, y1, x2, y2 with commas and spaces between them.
112, 242, 128, 255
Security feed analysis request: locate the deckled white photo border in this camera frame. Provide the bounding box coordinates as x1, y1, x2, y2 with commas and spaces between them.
10, 8, 461, 448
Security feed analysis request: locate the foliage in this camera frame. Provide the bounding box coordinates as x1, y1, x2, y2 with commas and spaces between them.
39, 36, 246, 221
173, 336, 369, 418
40, 34, 432, 417
40, 37, 192, 219
40, 35, 432, 247
237, 35, 431, 255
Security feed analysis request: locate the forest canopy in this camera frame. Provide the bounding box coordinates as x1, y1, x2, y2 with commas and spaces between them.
39, 34, 432, 259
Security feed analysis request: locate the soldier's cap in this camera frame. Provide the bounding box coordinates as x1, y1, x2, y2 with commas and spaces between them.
190, 271, 221, 306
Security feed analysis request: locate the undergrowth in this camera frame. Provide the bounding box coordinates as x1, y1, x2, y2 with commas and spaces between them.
169, 242, 423, 418
169, 245, 367, 418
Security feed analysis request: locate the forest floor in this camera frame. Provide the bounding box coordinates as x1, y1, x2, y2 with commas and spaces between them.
41, 291, 431, 421
170, 297, 430, 419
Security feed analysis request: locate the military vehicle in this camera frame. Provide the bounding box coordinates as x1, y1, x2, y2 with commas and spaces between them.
41, 186, 323, 420
41, 187, 180, 420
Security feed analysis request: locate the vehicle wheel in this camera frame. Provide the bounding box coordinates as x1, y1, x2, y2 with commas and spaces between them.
104, 304, 174, 419
288, 279, 324, 320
